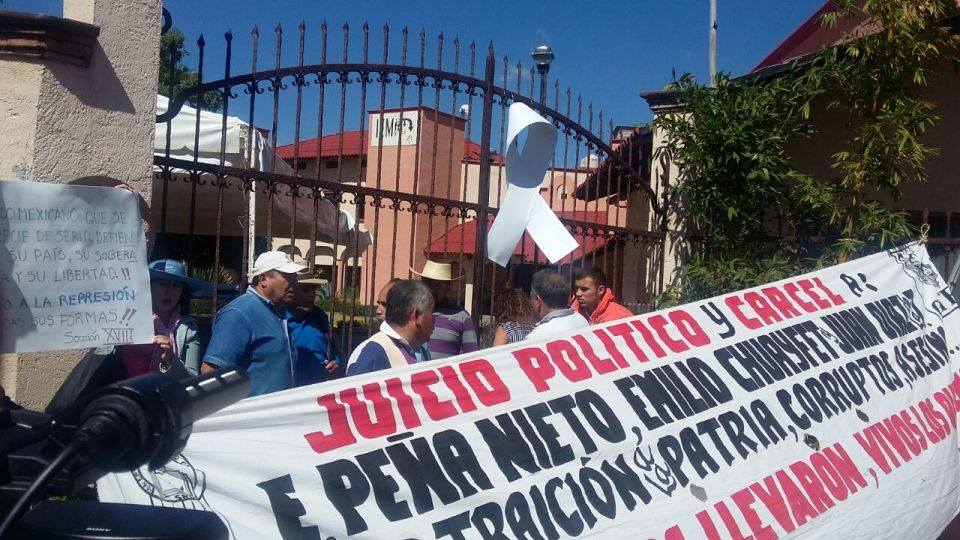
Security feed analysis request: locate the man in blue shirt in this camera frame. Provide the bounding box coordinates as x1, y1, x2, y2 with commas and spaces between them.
287, 278, 341, 386
202, 251, 306, 397
346, 280, 434, 376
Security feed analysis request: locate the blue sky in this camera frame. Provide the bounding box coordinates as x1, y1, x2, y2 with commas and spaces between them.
6, 0, 823, 147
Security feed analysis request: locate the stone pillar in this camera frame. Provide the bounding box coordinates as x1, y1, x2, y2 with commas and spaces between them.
0, 0, 161, 409
641, 90, 691, 301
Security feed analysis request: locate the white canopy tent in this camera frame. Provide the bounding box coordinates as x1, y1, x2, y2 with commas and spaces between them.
152, 95, 372, 272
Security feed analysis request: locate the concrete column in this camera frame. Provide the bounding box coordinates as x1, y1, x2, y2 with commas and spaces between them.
0, 0, 161, 409
35, 0, 160, 195
618, 187, 653, 309
640, 90, 691, 302
0, 62, 43, 180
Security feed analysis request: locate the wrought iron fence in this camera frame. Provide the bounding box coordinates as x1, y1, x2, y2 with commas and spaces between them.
152, 20, 665, 354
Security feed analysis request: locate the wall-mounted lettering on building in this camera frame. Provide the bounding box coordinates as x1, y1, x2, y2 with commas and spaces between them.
370, 110, 419, 147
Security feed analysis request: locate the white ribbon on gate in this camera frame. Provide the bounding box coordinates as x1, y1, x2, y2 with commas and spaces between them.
486, 102, 579, 267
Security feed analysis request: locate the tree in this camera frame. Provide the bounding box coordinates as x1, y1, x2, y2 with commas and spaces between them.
656, 0, 957, 306
816, 0, 955, 260
158, 28, 224, 112
655, 71, 827, 305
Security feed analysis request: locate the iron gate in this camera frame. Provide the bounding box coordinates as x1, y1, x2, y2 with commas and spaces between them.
152, 20, 665, 352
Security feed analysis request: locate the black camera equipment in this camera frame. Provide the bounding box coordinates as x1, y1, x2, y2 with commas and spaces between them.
0, 366, 249, 539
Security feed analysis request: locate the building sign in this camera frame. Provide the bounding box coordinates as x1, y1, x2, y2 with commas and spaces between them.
99, 243, 960, 539
0, 181, 153, 353
371, 110, 419, 147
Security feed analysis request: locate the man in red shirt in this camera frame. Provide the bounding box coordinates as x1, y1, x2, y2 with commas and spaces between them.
571, 267, 633, 325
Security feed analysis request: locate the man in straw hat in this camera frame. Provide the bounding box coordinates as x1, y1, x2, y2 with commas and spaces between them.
287, 276, 341, 387
201, 251, 306, 397
413, 260, 479, 360
346, 280, 434, 376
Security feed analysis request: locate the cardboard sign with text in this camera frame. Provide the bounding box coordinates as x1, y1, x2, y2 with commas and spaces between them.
99, 243, 960, 539
1, 181, 152, 353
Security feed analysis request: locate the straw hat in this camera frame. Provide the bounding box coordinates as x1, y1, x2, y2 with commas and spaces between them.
411, 260, 463, 281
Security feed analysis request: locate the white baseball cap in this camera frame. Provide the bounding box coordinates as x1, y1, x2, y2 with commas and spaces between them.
249, 251, 307, 282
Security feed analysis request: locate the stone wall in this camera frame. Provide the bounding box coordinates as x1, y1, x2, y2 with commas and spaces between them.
0, 0, 161, 409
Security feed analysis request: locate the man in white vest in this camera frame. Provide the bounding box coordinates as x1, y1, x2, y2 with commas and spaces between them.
346, 280, 435, 376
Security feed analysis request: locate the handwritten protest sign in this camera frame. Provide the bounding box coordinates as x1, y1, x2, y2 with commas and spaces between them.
0, 181, 152, 353
99, 243, 960, 539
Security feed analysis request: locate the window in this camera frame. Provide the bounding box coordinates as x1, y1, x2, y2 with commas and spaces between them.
325, 160, 338, 169
928, 212, 947, 239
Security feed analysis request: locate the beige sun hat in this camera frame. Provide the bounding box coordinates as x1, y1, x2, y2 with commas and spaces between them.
411, 260, 463, 281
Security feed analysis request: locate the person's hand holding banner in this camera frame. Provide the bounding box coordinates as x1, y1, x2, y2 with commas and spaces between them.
486, 102, 579, 267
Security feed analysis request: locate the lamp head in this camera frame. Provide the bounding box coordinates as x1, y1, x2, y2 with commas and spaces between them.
532, 44, 554, 74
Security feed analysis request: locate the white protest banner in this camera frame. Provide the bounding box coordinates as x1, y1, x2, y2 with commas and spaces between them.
0, 181, 153, 353
99, 243, 960, 539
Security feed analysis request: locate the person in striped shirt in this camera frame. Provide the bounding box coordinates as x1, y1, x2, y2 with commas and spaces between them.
414, 260, 479, 360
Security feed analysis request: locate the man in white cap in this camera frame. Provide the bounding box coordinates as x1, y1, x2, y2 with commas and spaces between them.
201, 251, 306, 396
414, 260, 478, 360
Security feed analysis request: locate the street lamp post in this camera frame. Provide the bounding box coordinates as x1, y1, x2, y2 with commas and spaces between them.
531, 45, 554, 105
709, 0, 718, 87
529, 44, 554, 275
